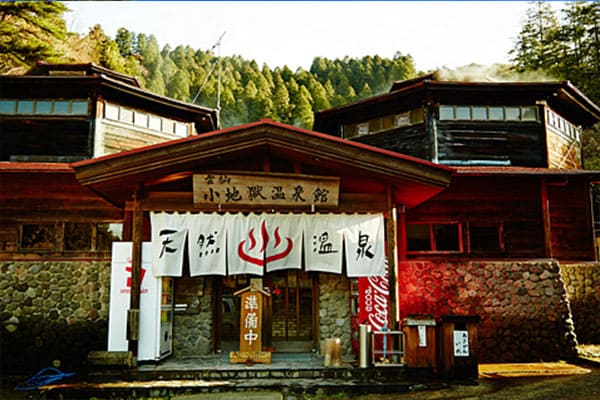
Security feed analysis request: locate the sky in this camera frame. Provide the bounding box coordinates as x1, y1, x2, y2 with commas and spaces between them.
64, 1, 542, 73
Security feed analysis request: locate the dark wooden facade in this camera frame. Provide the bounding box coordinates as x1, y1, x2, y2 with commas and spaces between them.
0, 163, 122, 260
0, 62, 219, 162
406, 169, 597, 261
313, 74, 600, 168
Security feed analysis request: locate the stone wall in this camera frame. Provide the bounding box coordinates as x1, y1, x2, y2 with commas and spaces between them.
172, 277, 214, 356
560, 263, 600, 344
318, 274, 352, 355
398, 260, 578, 362
1, 261, 110, 373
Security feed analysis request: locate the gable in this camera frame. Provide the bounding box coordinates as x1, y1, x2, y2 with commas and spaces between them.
73, 119, 452, 210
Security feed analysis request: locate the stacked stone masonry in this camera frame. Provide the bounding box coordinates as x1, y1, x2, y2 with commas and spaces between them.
0, 261, 110, 373
318, 274, 352, 355
2, 259, 596, 373
398, 260, 579, 362
560, 263, 600, 344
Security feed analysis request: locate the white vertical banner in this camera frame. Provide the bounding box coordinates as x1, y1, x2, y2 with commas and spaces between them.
227, 213, 264, 275
108, 242, 156, 355
344, 214, 386, 277
304, 214, 344, 274
150, 212, 188, 276
265, 214, 303, 272
187, 213, 227, 276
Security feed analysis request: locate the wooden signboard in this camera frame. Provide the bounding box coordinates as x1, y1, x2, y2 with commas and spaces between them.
229, 285, 271, 364
193, 172, 340, 207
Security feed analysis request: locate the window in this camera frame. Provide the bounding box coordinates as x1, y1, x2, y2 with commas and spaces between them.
439, 105, 540, 122
35, 101, 53, 114
488, 107, 504, 120
439, 105, 454, 120
174, 122, 188, 137
0, 99, 16, 114
343, 108, 425, 138
410, 108, 424, 124
407, 223, 462, 253
71, 100, 88, 115
119, 107, 133, 123
64, 222, 123, 252
65, 223, 93, 251
471, 106, 487, 120
148, 115, 162, 131
105, 103, 119, 120
394, 112, 410, 127
97, 223, 123, 251
469, 224, 504, 254
20, 224, 56, 251
19, 222, 123, 254
17, 100, 34, 114
0, 99, 90, 116
521, 106, 538, 121
53, 101, 70, 114
505, 107, 520, 120
455, 106, 471, 120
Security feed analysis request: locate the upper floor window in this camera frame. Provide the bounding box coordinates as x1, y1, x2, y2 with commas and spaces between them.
343, 108, 424, 138
19, 222, 123, 253
0, 99, 89, 116
103, 101, 191, 137
439, 105, 539, 122
407, 222, 463, 254
546, 108, 580, 140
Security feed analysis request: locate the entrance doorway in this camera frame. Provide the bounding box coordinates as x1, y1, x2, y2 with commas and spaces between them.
216, 271, 316, 353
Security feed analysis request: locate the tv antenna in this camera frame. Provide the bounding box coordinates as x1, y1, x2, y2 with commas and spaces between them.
191, 31, 226, 110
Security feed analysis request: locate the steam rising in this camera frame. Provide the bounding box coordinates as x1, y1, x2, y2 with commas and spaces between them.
433, 63, 556, 83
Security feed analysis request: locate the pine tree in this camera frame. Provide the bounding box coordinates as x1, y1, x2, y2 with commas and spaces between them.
510, 1, 560, 73
0, 0, 68, 73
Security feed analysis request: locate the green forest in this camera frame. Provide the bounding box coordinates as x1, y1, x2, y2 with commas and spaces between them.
0, 1, 599, 165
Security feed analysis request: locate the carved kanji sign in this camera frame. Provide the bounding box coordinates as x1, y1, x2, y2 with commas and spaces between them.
193, 172, 339, 207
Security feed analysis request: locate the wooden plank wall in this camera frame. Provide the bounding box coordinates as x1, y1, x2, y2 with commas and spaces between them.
436, 122, 546, 167
548, 176, 595, 260
0, 119, 92, 161
351, 124, 430, 162
547, 126, 582, 169
407, 176, 546, 258
0, 171, 123, 258
99, 121, 184, 156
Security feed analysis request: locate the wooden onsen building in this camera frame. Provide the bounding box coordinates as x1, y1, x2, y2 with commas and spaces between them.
2, 66, 600, 373
72, 119, 453, 360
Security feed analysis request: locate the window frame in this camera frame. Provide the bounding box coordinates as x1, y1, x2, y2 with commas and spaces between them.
439, 105, 540, 122
406, 221, 464, 255
467, 222, 505, 255
17, 221, 123, 255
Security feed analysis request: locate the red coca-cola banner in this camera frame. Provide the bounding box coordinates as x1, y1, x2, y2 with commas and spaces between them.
358, 271, 392, 357
358, 274, 390, 332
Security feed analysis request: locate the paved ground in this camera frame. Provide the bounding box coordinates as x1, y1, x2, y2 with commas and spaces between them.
2, 347, 599, 399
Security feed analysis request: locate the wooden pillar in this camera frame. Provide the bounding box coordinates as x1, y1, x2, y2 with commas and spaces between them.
127, 187, 144, 355
541, 178, 553, 258
386, 186, 399, 329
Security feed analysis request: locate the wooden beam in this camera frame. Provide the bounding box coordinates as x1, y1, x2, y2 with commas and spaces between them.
541, 178, 553, 258
386, 185, 399, 329
128, 187, 144, 355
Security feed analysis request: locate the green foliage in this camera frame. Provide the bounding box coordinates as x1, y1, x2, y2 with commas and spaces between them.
1, 5, 418, 128
511, 1, 600, 171
0, 0, 68, 73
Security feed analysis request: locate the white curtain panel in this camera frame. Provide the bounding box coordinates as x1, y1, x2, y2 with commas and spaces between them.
265, 214, 303, 272
343, 214, 386, 277
187, 213, 227, 276
148, 212, 386, 277
303, 213, 344, 274
150, 212, 188, 276
226, 213, 264, 276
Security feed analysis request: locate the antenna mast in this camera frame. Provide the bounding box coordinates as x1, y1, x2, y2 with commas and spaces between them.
191, 31, 226, 107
